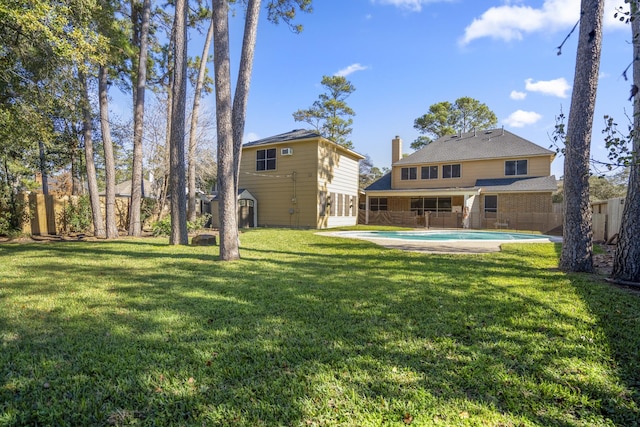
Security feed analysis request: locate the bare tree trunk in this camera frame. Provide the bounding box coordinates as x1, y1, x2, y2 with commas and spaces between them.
38, 141, 48, 195
99, 65, 119, 239
79, 70, 106, 238
232, 0, 261, 195
213, 0, 240, 260
169, 0, 189, 245
156, 93, 171, 222
157, 29, 175, 223
69, 122, 82, 195
188, 11, 214, 222
612, 4, 640, 283
559, 0, 604, 272
128, 0, 151, 236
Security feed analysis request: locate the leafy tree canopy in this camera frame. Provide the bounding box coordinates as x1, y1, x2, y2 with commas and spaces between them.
359, 154, 388, 189
412, 97, 497, 150
589, 172, 628, 202
293, 75, 356, 149
266, 0, 313, 33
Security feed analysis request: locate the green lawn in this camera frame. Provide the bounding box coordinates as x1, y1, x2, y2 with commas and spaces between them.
1, 229, 639, 426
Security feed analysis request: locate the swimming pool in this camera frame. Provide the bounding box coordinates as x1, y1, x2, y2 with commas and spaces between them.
337, 230, 558, 242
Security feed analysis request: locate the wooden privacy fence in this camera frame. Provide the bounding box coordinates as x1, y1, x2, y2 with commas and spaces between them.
592, 197, 625, 242
359, 210, 563, 234
6, 193, 133, 235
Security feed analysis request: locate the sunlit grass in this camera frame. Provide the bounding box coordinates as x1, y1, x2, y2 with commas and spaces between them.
0, 229, 639, 426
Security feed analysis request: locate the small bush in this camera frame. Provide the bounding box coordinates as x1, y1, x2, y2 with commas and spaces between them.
0, 210, 13, 236
0, 192, 29, 236
152, 216, 171, 237
152, 214, 212, 237
141, 198, 157, 227
188, 213, 211, 233
60, 195, 92, 234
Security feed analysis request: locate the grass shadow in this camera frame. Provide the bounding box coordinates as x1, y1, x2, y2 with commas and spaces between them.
1, 231, 639, 425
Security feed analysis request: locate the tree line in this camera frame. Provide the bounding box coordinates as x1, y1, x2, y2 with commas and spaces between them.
0, 0, 311, 259
1, 0, 638, 280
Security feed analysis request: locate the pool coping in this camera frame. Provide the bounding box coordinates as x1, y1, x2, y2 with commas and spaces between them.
318, 230, 562, 254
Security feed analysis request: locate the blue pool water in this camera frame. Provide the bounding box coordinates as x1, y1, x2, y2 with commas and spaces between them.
346, 230, 554, 241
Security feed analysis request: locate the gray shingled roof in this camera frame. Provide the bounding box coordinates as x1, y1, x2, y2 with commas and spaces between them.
364, 173, 392, 191
243, 129, 321, 147
476, 176, 558, 192
396, 128, 555, 165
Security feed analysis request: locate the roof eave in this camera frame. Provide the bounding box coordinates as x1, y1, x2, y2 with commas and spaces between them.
394, 152, 555, 167
244, 134, 365, 160
365, 188, 482, 197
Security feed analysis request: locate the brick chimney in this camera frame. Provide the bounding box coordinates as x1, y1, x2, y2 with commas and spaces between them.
392, 136, 402, 164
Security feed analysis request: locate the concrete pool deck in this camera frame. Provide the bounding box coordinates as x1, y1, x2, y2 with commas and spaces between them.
318, 231, 562, 254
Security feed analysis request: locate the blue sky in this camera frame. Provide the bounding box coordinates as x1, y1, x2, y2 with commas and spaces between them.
209, 0, 633, 178
112, 0, 633, 182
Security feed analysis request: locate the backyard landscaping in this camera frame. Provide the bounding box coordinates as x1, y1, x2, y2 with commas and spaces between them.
1, 228, 639, 426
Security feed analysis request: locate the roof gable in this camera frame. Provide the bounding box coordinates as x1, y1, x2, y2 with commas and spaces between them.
396, 128, 555, 165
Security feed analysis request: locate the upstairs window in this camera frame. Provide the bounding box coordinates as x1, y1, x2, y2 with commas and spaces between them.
442, 164, 461, 179
256, 148, 276, 171
401, 167, 417, 180
505, 159, 527, 176
421, 165, 438, 180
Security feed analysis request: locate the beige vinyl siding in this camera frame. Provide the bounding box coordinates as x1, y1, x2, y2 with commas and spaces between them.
319, 141, 360, 227
239, 138, 362, 228
240, 140, 320, 228
391, 155, 553, 189
239, 139, 359, 228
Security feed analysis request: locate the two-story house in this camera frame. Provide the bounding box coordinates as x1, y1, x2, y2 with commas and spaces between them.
232, 129, 364, 229
364, 129, 560, 232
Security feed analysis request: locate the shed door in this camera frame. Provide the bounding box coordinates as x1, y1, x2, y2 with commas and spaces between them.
238, 199, 254, 228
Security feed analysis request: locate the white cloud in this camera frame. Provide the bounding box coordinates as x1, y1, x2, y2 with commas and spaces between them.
371, 0, 451, 13
335, 63, 369, 77
244, 132, 260, 143
510, 90, 527, 100
460, 0, 627, 46
525, 77, 570, 98
504, 110, 542, 127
